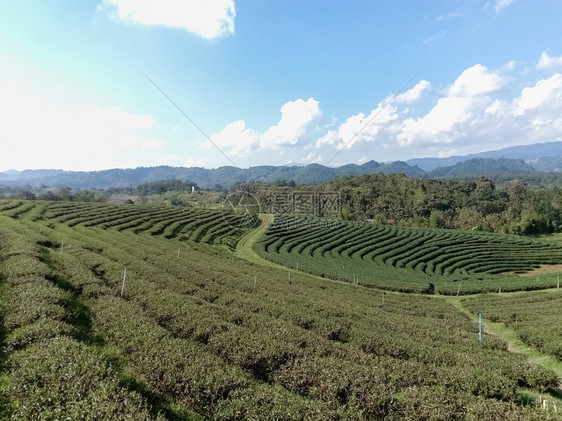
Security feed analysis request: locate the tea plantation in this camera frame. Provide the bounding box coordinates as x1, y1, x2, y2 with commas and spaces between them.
0, 200, 560, 419
255, 214, 562, 294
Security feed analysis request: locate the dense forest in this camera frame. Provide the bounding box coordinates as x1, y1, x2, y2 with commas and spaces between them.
240, 173, 562, 235
331, 173, 561, 235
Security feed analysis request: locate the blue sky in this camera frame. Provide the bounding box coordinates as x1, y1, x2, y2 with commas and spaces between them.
1, 0, 562, 171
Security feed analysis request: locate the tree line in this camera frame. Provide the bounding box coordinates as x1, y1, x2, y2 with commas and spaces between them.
233, 173, 561, 235
0, 186, 110, 203
3, 173, 560, 235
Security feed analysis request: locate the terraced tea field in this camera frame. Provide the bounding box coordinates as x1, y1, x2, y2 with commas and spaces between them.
0, 200, 258, 248
0, 200, 561, 419
255, 214, 562, 294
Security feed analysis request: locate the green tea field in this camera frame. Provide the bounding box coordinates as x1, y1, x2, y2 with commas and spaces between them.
255, 214, 562, 294
0, 200, 560, 420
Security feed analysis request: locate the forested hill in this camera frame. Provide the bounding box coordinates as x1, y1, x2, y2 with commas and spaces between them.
407, 140, 562, 171
0, 161, 426, 189
1, 155, 561, 189
429, 158, 536, 177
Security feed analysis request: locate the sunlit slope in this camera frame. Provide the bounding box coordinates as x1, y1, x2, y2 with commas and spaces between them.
0, 199, 259, 247
0, 202, 560, 418
255, 215, 562, 294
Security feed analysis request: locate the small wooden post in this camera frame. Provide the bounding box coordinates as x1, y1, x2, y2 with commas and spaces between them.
557, 275, 559, 289
60, 240, 64, 253
296, 262, 299, 271
177, 248, 180, 258
254, 275, 257, 289
120, 268, 127, 298
499, 286, 501, 295
478, 313, 482, 342
382, 292, 385, 304
456, 283, 461, 297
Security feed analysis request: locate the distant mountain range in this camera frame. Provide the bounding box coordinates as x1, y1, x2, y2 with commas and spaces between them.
407, 141, 562, 171
1, 141, 561, 189
0, 161, 425, 189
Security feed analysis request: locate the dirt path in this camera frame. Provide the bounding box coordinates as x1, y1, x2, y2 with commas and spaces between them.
234, 214, 365, 288
235, 214, 276, 266
445, 296, 562, 384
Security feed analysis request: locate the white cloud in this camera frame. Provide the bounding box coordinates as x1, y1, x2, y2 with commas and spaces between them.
493, 0, 516, 13
397, 96, 488, 146
261, 98, 322, 148
316, 101, 399, 150
536, 51, 562, 71
100, 0, 236, 39
141, 137, 165, 150
209, 97, 321, 156
515, 73, 562, 115
436, 12, 462, 21
184, 157, 208, 168
207, 120, 259, 156
157, 153, 182, 166
421, 31, 446, 45
394, 65, 506, 147
302, 153, 322, 164
395, 80, 431, 104
0, 78, 157, 171
448, 64, 506, 96
317, 62, 562, 160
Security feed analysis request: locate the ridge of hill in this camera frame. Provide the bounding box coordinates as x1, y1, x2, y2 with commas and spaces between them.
408, 140, 562, 171
0, 160, 426, 189
1, 140, 561, 189
428, 157, 537, 178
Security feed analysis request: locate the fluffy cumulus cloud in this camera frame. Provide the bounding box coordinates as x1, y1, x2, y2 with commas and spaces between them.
207, 120, 259, 156
316, 105, 397, 150
208, 98, 321, 156
100, 0, 236, 39
397, 64, 506, 147
448, 64, 506, 97
0, 78, 159, 171
397, 96, 488, 146
317, 57, 562, 159
515, 74, 562, 116
395, 80, 431, 104
261, 98, 322, 148
316, 80, 431, 150
536, 51, 562, 72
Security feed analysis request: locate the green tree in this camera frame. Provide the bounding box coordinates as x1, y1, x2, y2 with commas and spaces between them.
56, 187, 72, 201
